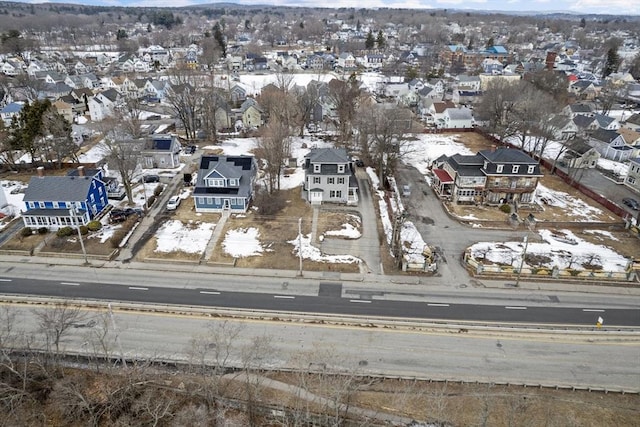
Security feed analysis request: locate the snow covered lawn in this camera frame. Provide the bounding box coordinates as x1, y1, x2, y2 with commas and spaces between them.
154, 220, 215, 256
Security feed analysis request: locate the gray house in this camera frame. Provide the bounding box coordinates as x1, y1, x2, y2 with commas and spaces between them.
303, 148, 358, 205
562, 138, 600, 169
193, 155, 257, 213
141, 134, 181, 169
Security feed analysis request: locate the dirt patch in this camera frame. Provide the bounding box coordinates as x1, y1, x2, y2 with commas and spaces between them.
316, 210, 361, 241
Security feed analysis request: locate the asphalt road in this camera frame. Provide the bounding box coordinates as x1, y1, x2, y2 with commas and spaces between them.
7, 306, 639, 391
1, 275, 638, 326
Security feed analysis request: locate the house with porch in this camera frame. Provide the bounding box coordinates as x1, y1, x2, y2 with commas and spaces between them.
21, 166, 108, 230
303, 148, 358, 205
193, 155, 257, 213
431, 147, 542, 206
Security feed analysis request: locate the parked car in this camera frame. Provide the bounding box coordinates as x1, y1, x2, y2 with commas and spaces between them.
402, 185, 411, 197
109, 207, 143, 223
354, 159, 365, 167
622, 198, 639, 210
166, 196, 181, 211
142, 175, 160, 183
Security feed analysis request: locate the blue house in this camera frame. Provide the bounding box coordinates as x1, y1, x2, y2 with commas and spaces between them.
193, 155, 257, 213
21, 166, 109, 230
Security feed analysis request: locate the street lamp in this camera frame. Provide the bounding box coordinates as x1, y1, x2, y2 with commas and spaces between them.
515, 213, 535, 287
70, 208, 88, 265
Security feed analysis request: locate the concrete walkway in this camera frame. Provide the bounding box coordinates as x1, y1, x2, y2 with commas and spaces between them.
202, 210, 230, 262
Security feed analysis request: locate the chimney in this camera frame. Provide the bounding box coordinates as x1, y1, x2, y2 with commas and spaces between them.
491, 144, 497, 152
77, 166, 85, 177
37, 166, 44, 178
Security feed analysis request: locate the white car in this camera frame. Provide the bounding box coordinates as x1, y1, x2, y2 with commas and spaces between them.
166, 196, 181, 211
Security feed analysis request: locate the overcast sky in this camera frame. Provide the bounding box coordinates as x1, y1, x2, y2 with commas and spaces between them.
13, 0, 640, 15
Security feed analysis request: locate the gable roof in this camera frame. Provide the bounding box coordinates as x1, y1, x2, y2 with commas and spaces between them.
565, 138, 595, 155
194, 155, 255, 197
23, 175, 94, 202
306, 147, 350, 164
591, 128, 623, 144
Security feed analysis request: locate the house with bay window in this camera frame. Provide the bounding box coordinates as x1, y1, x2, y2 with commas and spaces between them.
193, 155, 257, 213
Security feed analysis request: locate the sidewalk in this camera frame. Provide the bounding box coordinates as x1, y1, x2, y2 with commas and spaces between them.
2, 253, 639, 298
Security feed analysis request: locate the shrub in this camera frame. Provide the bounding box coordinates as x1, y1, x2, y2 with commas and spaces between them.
79, 225, 89, 235
110, 229, 126, 248
499, 204, 511, 214
87, 220, 102, 232
20, 227, 33, 237
252, 189, 287, 216
56, 226, 74, 237
154, 184, 164, 196
147, 195, 157, 207
38, 227, 48, 234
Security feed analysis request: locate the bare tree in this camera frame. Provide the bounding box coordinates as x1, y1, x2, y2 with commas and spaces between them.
97, 117, 143, 205
256, 118, 291, 193
328, 74, 361, 146
165, 66, 207, 140
39, 107, 77, 168
355, 101, 414, 183
293, 82, 320, 137
35, 302, 88, 355
115, 97, 145, 139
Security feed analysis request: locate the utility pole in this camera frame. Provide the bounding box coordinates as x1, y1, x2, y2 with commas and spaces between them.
70, 208, 88, 265
297, 217, 303, 277
391, 211, 405, 269
108, 303, 127, 368
515, 235, 529, 288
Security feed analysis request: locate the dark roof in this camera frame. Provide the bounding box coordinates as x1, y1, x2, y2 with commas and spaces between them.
479, 147, 538, 164
447, 154, 485, 177
590, 128, 622, 144
573, 115, 595, 128
195, 155, 256, 198
565, 138, 594, 156
23, 175, 94, 202
306, 147, 350, 164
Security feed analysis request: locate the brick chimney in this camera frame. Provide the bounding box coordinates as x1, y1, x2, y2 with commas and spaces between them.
77, 166, 85, 177
545, 51, 557, 71
37, 166, 45, 178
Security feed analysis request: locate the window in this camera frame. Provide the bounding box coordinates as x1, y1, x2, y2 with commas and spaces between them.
496, 164, 504, 173
313, 164, 320, 173
512, 165, 520, 173
53, 202, 59, 208
28, 202, 35, 209
327, 177, 335, 184
527, 165, 535, 174
338, 164, 345, 173
313, 176, 321, 184
338, 177, 345, 184
214, 197, 221, 205
330, 190, 342, 198
38, 202, 45, 208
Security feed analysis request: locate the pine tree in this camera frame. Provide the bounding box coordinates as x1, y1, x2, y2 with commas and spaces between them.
365, 30, 375, 50
602, 47, 620, 78
376, 30, 385, 49
213, 22, 226, 58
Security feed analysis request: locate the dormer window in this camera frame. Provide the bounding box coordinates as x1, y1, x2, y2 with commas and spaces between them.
527, 165, 535, 174
496, 164, 504, 173
338, 164, 345, 173
512, 165, 520, 173
313, 164, 320, 173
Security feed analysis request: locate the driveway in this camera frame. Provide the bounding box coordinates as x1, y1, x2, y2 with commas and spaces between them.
395, 163, 528, 286
319, 168, 382, 275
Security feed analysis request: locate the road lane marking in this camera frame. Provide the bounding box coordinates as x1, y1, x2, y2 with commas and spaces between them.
274, 295, 295, 299
505, 306, 527, 310
0, 279, 12, 282
349, 299, 371, 304
582, 309, 605, 312
200, 291, 221, 295
427, 303, 450, 307
129, 286, 148, 291
60, 282, 80, 286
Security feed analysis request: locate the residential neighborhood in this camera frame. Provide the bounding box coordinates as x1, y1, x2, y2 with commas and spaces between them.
0, 2, 639, 426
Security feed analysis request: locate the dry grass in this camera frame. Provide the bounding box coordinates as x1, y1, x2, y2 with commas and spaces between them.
316, 210, 361, 241
265, 373, 639, 427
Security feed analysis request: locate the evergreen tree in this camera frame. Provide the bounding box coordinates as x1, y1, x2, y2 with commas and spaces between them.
376, 30, 385, 49
365, 30, 375, 50
580, 17, 586, 28
602, 47, 620, 78
213, 22, 226, 58
485, 37, 494, 48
